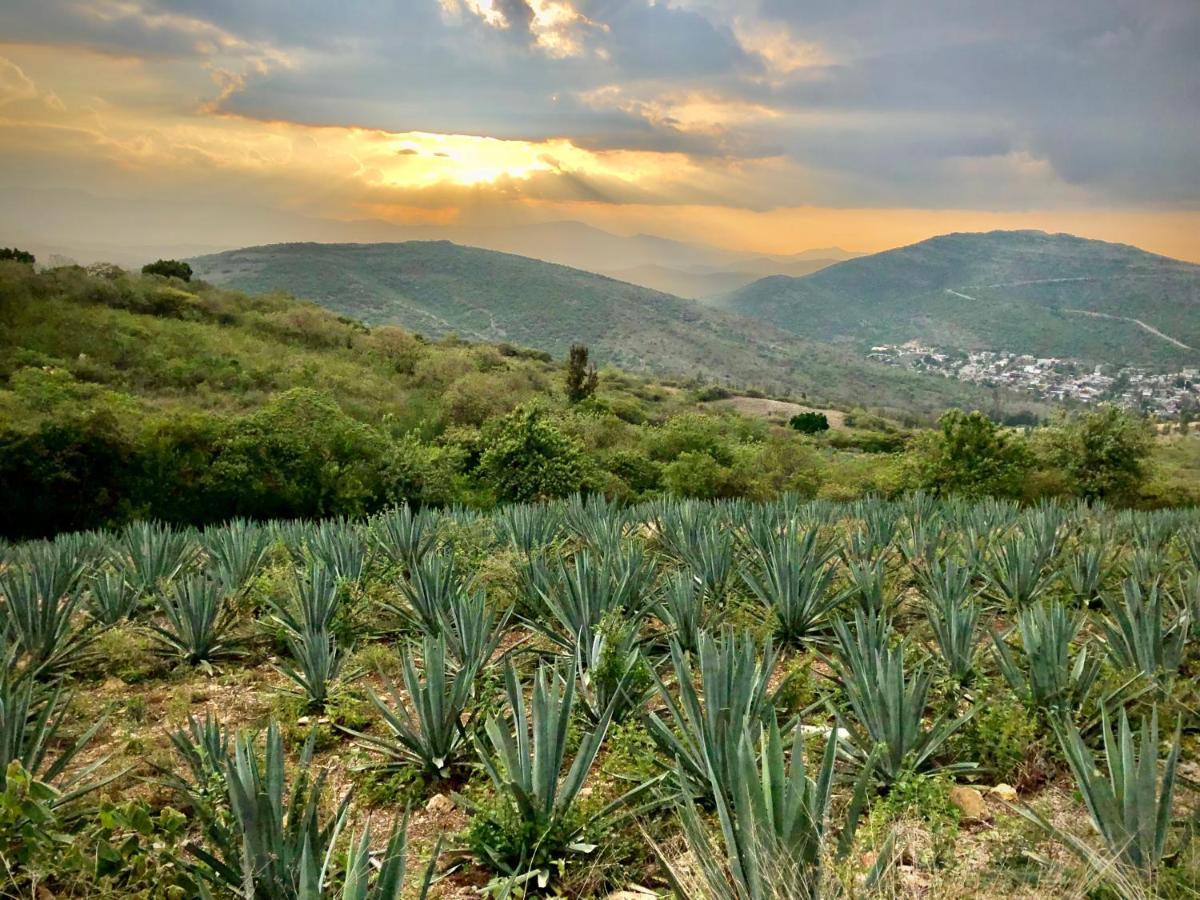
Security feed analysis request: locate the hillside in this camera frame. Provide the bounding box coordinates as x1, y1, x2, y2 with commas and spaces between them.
189, 240, 1019, 419
711, 230, 1200, 367
608, 257, 841, 298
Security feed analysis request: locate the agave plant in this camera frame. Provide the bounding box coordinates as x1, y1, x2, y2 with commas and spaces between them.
276, 625, 351, 709
372, 504, 439, 571
831, 611, 975, 785
672, 525, 734, 602
349, 634, 476, 779
991, 601, 1099, 715
0, 563, 94, 676
844, 557, 890, 617
202, 518, 270, 596
574, 614, 653, 724
523, 548, 657, 653
273, 563, 342, 636
440, 587, 508, 672
391, 553, 464, 636
121, 520, 198, 594
1017, 707, 1181, 880
657, 572, 709, 654
307, 520, 369, 583
665, 714, 842, 900
1098, 578, 1186, 680
184, 722, 437, 899
920, 558, 981, 683
0, 669, 109, 803
742, 529, 841, 647
84, 569, 141, 626
563, 493, 629, 557
646, 631, 779, 803
495, 503, 562, 559
467, 661, 658, 889
985, 534, 1051, 608
1065, 542, 1107, 605
150, 575, 238, 667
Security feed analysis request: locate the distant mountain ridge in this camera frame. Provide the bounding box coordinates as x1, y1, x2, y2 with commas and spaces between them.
189, 239, 1016, 419
708, 230, 1200, 367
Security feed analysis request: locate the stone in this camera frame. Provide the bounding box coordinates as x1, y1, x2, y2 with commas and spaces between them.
949, 785, 987, 821
426, 793, 454, 814
989, 783, 1018, 803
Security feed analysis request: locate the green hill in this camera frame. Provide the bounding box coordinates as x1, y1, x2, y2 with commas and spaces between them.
189, 240, 1020, 419
710, 230, 1200, 367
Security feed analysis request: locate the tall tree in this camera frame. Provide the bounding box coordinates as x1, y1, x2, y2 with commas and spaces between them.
564, 343, 598, 404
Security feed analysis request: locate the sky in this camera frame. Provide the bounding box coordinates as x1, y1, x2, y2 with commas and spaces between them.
1, 0, 1199, 263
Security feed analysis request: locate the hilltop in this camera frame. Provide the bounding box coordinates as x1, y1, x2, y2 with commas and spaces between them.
189, 239, 1013, 419
711, 230, 1200, 367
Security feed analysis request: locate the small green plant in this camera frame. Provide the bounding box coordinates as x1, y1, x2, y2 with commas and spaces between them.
950, 680, 1042, 786
863, 770, 961, 869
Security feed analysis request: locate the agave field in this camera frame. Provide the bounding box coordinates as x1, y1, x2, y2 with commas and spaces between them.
1, 495, 1198, 898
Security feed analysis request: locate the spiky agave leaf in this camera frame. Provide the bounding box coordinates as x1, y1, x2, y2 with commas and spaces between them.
1098, 577, 1186, 680
657, 572, 708, 655
495, 502, 562, 559
831, 611, 975, 785
150, 575, 238, 667
339, 811, 441, 900
273, 562, 342, 636
991, 600, 1100, 716
1016, 707, 1182, 880
646, 631, 779, 803
742, 528, 841, 648
665, 714, 842, 900
348, 634, 475, 779
202, 518, 270, 596
985, 534, 1051, 608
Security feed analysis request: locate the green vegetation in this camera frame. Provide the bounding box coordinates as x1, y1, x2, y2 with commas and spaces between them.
714, 230, 1200, 367
0, 497, 1196, 898
0, 248, 34, 264
140, 259, 192, 282
789, 411, 830, 433
565, 342, 599, 404
2, 262, 1193, 542
188, 240, 1034, 417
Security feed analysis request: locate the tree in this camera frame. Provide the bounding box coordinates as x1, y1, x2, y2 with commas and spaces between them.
479, 406, 589, 501
141, 259, 193, 281
0, 248, 34, 264
1044, 406, 1152, 502
908, 409, 1031, 499
789, 411, 830, 434
564, 343, 598, 403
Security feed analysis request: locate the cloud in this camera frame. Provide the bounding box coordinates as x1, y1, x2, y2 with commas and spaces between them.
0, 56, 38, 106
0, 0, 1197, 261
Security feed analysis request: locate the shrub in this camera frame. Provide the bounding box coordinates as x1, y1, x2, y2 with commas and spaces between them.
478, 406, 589, 502
789, 411, 830, 434
140, 259, 192, 281
908, 410, 1031, 499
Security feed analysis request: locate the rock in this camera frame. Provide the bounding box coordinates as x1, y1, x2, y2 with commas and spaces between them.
426, 793, 454, 814
297, 716, 311, 725
605, 889, 656, 900
949, 786, 988, 821
989, 783, 1018, 803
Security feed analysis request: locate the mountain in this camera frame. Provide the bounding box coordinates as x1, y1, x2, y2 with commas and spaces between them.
189, 240, 1028, 419
606, 257, 841, 299
709, 230, 1200, 367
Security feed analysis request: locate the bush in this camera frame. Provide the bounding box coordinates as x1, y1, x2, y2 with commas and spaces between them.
0, 247, 34, 264
140, 259, 192, 281
908, 409, 1031, 499
790, 411, 830, 434
478, 406, 590, 502
1040, 406, 1153, 503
